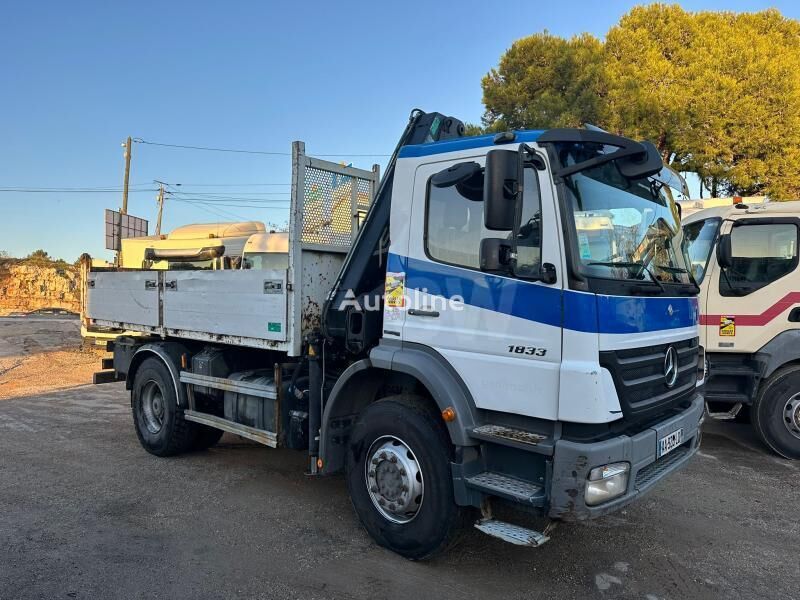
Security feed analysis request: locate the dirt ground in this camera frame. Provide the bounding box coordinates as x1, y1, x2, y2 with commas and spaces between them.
0, 316, 105, 400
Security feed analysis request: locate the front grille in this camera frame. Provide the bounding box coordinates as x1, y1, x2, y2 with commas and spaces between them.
634, 443, 692, 490
600, 337, 698, 421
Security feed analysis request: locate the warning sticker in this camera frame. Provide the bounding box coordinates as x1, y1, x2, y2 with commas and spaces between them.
385, 272, 406, 308
719, 315, 735, 337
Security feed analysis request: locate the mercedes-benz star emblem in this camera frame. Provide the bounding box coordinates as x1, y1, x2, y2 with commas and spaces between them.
664, 346, 679, 388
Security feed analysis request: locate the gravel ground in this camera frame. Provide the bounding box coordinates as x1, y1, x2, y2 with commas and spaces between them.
0, 321, 797, 599
0, 316, 104, 400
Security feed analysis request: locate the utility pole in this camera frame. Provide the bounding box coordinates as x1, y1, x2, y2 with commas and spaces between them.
117, 136, 133, 266
155, 182, 165, 235
121, 136, 132, 214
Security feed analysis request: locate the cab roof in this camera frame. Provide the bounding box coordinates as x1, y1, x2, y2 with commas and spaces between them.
398, 130, 544, 158
682, 201, 800, 225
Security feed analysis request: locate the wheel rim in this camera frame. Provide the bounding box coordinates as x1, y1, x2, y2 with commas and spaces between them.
364, 435, 424, 524
141, 380, 166, 434
783, 394, 800, 440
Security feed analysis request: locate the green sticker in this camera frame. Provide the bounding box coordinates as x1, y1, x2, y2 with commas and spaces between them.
268, 322, 281, 332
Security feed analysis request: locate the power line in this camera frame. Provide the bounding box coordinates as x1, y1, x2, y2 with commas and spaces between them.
170, 196, 290, 209
0, 183, 154, 190
133, 137, 390, 158
173, 190, 290, 196
168, 197, 251, 221
171, 193, 290, 201
0, 188, 158, 193
171, 182, 291, 187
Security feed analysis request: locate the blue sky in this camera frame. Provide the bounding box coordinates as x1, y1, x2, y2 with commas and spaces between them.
1, 0, 795, 260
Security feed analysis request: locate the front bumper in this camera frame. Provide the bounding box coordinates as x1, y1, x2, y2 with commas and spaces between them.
548, 393, 704, 521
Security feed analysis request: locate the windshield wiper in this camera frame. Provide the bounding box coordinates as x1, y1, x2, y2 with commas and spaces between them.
586, 260, 665, 292
586, 260, 649, 274
653, 264, 689, 274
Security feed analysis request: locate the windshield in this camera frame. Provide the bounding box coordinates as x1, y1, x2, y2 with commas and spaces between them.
241, 252, 289, 270
555, 142, 693, 289
681, 218, 720, 284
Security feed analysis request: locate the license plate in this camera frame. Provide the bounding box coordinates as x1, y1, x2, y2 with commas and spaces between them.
658, 428, 683, 457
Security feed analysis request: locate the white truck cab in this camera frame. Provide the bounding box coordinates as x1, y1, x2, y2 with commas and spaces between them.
85, 111, 704, 558
240, 232, 289, 270
683, 201, 800, 458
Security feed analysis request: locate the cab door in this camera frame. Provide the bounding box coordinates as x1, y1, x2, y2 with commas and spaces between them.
399, 152, 564, 420
704, 218, 800, 353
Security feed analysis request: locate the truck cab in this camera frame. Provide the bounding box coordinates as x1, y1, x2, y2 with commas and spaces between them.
344, 129, 704, 526
240, 232, 289, 270
683, 201, 800, 459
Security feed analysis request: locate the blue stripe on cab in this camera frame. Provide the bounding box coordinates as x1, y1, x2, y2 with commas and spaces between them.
388, 253, 698, 334
398, 130, 544, 158
595, 294, 698, 334
393, 254, 564, 328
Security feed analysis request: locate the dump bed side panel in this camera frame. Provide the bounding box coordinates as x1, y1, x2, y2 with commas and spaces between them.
163, 270, 287, 342
87, 271, 160, 326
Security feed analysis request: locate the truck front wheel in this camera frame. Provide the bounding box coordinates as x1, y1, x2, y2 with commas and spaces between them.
132, 357, 196, 457
753, 365, 800, 460
345, 395, 465, 560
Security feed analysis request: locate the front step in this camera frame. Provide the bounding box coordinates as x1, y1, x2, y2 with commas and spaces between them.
474, 519, 550, 547
708, 367, 760, 378
465, 471, 544, 505
705, 401, 744, 420
469, 424, 553, 454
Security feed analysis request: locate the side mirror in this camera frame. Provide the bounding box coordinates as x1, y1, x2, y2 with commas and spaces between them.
617, 141, 663, 179
717, 233, 732, 268
479, 238, 512, 273
483, 149, 519, 230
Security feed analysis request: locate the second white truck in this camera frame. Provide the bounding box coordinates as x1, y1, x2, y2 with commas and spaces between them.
85, 110, 704, 558
683, 201, 800, 459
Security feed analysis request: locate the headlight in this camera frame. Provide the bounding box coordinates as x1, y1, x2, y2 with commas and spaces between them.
585, 462, 630, 506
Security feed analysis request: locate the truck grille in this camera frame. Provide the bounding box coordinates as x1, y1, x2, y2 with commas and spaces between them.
600, 337, 698, 421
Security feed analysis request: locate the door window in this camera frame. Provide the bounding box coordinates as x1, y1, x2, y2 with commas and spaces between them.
425, 167, 541, 274
720, 222, 798, 296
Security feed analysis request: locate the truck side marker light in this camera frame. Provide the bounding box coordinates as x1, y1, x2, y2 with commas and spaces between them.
180, 353, 187, 369
317, 458, 323, 470
441, 406, 456, 422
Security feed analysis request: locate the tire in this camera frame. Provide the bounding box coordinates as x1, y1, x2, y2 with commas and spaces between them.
192, 426, 224, 451
345, 394, 466, 560
752, 365, 800, 460
131, 357, 196, 457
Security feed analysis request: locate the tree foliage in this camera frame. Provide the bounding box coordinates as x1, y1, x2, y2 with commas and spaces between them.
26, 249, 50, 261
480, 4, 800, 199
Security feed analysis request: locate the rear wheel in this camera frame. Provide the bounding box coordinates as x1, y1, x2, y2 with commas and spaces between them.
752, 365, 800, 460
345, 395, 466, 560
132, 358, 196, 457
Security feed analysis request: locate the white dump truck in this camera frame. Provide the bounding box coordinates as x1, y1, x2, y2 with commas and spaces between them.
682, 200, 800, 459
85, 110, 704, 558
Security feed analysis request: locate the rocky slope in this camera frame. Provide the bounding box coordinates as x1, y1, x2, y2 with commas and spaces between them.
0, 260, 80, 314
